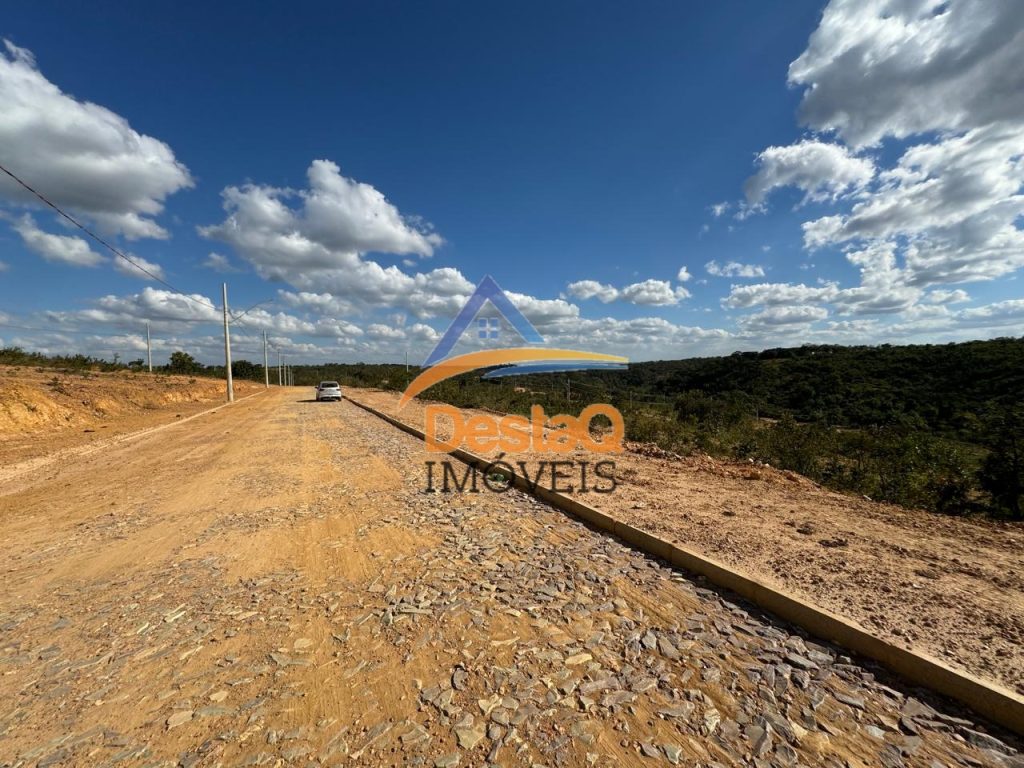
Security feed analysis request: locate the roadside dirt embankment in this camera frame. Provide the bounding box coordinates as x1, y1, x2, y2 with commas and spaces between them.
0, 366, 259, 469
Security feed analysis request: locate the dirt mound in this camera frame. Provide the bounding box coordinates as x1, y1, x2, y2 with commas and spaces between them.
0, 380, 76, 431
0, 367, 247, 434
0, 367, 262, 473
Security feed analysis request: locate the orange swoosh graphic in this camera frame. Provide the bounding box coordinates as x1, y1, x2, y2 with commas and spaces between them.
399, 348, 628, 409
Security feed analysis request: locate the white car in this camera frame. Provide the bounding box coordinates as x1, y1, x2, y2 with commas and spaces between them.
315, 381, 342, 401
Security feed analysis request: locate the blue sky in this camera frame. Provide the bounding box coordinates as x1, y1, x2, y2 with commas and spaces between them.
1, 0, 1022, 365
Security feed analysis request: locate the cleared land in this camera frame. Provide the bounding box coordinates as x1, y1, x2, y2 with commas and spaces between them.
0, 386, 1020, 766
0, 367, 260, 478
349, 388, 1024, 696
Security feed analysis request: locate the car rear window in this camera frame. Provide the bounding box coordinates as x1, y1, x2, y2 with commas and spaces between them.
321, 382, 339, 388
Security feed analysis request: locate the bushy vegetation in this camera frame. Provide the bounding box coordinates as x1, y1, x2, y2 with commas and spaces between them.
289, 338, 1024, 519
0, 346, 271, 383
0, 346, 129, 372
6, 338, 1022, 519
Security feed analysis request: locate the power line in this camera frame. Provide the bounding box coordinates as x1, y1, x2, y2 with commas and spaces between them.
0, 164, 301, 351
228, 300, 273, 324
0, 169, 275, 333
0, 162, 228, 317
0, 166, 356, 376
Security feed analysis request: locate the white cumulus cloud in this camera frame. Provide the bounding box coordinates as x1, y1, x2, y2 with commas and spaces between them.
203, 252, 241, 273
113, 253, 166, 281
744, 140, 874, 207
567, 278, 690, 306
200, 159, 440, 275
925, 289, 969, 305
725, 282, 839, 309
10, 213, 104, 267
620, 279, 689, 305
566, 280, 619, 303
705, 260, 766, 278
0, 40, 192, 239
735, 0, 1024, 339
366, 323, 406, 340
739, 305, 829, 332
789, 0, 1024, 147
199, 160, 479, 321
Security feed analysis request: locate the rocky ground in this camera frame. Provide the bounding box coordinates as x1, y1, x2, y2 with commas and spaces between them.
0, 390, 1020, 767
347, 389, 1024, 696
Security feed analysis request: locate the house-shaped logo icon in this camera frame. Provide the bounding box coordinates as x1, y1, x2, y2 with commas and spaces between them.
400, 275, 628, 408
423, 275, 543, 367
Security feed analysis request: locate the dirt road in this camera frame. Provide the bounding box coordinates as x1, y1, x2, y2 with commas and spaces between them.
0, 389, 1019, 767
349, 389, 1024, 695
0, 367, 261, 475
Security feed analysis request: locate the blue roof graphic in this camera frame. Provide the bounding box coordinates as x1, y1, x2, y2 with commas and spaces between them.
423, 275, 544, 367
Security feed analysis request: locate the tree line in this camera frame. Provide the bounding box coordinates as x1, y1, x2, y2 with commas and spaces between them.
4, 338, 1021, 519
283, 339, 1024, 520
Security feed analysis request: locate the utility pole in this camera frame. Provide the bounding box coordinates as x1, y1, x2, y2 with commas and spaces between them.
222, 282, 234, 403
263, 330, 269, 389
405, 349, 409, 372
146, 321, 152, 373
278, 352, 283, 386
566, 376, 571, 406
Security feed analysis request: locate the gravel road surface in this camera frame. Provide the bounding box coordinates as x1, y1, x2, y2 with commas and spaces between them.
0, 390, 1019, 767
349, 388, 1024, 695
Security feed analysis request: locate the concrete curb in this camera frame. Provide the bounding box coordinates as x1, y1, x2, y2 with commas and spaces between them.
345, 394, 1024, 737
